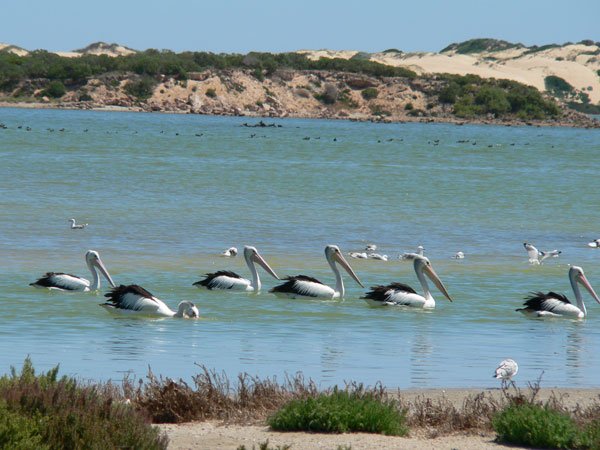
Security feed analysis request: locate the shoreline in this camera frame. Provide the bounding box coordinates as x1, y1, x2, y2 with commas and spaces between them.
1, 100, 598, 129
159, 387, 600, 450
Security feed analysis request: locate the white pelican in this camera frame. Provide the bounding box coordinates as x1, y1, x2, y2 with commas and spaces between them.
101, 285, 199, 318
516, 266, 600, 319
269, 245, 363, 299
524, 242, 561, 265
362, 255, 452, 308
30, 250, 115, 292
401, 245, 425, 260
221, 247, 238, 257
193, 246, 279, 292
494, 359, 518, 384
348, 252, 368, 259
587, 239, 600, 248
69, 218, 88, 229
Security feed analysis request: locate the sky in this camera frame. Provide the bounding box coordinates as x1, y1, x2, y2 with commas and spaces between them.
3, 0, 599, 54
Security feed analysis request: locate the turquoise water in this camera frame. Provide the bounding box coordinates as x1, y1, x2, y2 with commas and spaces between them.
1, 107, 600, 389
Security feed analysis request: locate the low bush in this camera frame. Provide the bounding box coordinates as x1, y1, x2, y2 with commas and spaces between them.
124, 76, 156, 100
268, 387, 408, 436
42, 80, 66, 98
493, 404, 578, 448
0, 358, 168, 449
361, 87, 378, 100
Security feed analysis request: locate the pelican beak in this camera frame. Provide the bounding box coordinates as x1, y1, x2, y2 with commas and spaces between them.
334, 251, 364, 288
252, 252, 280, 280
424, 265, 452, 302
577, 273, 600, 304
95, 257, 116, 288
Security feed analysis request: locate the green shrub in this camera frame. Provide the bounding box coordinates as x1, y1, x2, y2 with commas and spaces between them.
545, 75, 574, 97
493, 404, 578, 449
361, 87, 378, 100
268, 388, 407, 436
0, 358, 168, 450
205, 87, 217, 98
404, 102, 414, 110
124, 76, 156, 100
42, 80, 66, 98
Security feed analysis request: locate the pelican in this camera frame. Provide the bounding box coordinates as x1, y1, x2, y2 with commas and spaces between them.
524, 242, 561, 265
221, 247, 238, 257
348, 252, 368, 259
193, 246, 279, 292
362, 255, 452, 308
269, 245, 363, 299
401, 245, 425, 260
588, 239, 600, 248
494, 359, 518, 385
30, 250, 115, 292
69, 218, 88, 229
101, 285, 199, 318
516, 266, 600, 319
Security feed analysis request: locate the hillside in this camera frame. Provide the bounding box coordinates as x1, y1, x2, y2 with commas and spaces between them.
0, 40, 599, 127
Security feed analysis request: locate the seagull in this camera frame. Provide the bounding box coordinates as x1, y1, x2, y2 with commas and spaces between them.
494, 359, 518, 387
452, 251, 465, 259
365, 244, 377, 251
523, 242, 561, 265
348, 252, 368, 259
69, 218, 88, 229
401, 245, 425, 260
221, 247, 238, 257
588, 239, 600, 248
368, 253, 388, 261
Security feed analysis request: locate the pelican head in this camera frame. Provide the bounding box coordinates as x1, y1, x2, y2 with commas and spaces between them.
69, 218, 75, 224
244, 246, 279, 279
569, 266, 600, 305
177, 301, 199, 318
325, 245, 364, 287
413, 255, 452, 301
85, 250, 116, 288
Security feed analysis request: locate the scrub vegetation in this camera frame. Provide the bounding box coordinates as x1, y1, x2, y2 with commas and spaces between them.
2, 359, 600, 447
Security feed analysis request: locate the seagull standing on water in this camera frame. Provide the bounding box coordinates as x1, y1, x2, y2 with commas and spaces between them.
401, 245, 425, 260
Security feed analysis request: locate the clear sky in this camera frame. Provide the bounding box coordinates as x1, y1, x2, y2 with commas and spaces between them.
3, 0, 599, 54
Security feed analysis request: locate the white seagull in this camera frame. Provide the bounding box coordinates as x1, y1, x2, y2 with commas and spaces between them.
452, 251, 465, 259
348, 252, 368, 259
69, 218, 88, 229
30, 250, 115, 292
401, 245, 425, 260
270, 245, 363, 299
588, 239, 600, 248
516, 266, 600, 319
101, 285, 199, 318
365, 244, 377, 251
221, 247, 238, 257
193, 246, 279, 292
494, 359, 518, 385
362, 255, 452, 308
524, 242, 561, 265
368, 253, 389, 261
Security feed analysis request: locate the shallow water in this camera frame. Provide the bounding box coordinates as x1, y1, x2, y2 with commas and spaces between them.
1, 107, 599, 389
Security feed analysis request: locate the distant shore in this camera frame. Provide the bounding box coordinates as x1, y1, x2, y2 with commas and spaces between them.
160, 387, 600, 450
1, 98, 598, 129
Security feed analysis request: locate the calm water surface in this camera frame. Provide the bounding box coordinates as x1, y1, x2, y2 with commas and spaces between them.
1, 107, 599, 389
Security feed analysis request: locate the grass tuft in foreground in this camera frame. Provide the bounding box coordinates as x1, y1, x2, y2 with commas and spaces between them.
0, 357, 168, 450
268, 385, 408, 436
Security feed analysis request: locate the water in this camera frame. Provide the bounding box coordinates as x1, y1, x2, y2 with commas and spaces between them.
1, 107, 599, 389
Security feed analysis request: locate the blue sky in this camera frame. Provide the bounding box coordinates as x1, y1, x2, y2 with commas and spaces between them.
3, 0, 599, 53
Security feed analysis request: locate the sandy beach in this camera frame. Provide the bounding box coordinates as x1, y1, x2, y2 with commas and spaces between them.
159, 388, 600, 449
